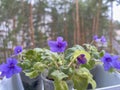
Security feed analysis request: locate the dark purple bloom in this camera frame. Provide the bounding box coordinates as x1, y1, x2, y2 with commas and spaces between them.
14, 46, 23, 55
77, 54, 87, 64
100, 36, 106, 43
48, 36, 67, 52
93, 35, 99, 42
0, 58, 22, 78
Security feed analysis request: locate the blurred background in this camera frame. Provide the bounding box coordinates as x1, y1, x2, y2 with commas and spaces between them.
0, 0, 120, 63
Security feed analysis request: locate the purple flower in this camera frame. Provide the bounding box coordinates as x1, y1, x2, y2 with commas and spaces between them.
14, 46, 23, 55
100, 36, 106, 43
0, 63, 6, 78
77, 54, 87, 64
48, 36, 67, 52
93, 35, 99, 42
101, 53, 120, 71
0, 58, 22, 78
101, 53, 114, 71
112, 55, 120, 69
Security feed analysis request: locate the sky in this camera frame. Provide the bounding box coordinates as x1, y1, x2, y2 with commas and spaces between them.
113, 2, 120, 21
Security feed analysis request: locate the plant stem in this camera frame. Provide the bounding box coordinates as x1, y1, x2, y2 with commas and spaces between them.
90, 40, 94, 45
52, 55, 59, 69
53, 61, 59, 69
68, 58, 75, 67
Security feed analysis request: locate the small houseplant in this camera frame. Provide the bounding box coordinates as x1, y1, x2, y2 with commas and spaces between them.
0, 36, 120, 90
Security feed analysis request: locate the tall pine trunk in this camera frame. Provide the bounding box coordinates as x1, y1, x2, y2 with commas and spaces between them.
95, 0, 102, 35
64, 5, 68, 42
21, 0, 25, 47
13, 17, 16, 49
29, 3, 35, 48
92, 16, 96, 36
75, 0, 81, 44
73, 12, 77, 45
109, 1, 113, 53
81, 17, 85, 44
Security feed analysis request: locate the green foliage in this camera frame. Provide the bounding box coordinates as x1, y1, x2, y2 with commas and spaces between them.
18, 60, 31, 70
51, 70, 68, 81
84, 44, 105, 59
25, 70, 39, 78
33, 62, 46, 72
65, 45, 84, 60
81, 60, 95, 70
51, 70, 69, 90
99, 50, 105, 57
73, 50, 91, 61
17, 41, 105, 89
72, 68, 96, 90
54, 79, 69, 90
18, 43, 103, 89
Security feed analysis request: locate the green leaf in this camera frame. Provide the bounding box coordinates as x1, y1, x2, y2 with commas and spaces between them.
109, 68, 114, 72
88, 77, 96, 89
33, 62, 46, 72
54, 79, 69, 90
65, 45, 84, 60
73, 50, 91, 62
92, 52, 100, 59
25, 70, 39, 78
18, 60, 31, 70
72, 68, 96, 90
81, 60, 95, 70
84, 44, 97, 52
34, 48, 43, 52
50, 70, 69, 90
99, 50, 105, 57
51, 70, 68, 81
25, 50, 36, 56
61, 67, 73, 77
72, 72, 88, 90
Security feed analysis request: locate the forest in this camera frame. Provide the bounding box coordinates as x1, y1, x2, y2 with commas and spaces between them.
0, 0, 120, 61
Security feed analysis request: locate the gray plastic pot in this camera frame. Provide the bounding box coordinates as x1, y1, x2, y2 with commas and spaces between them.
41, 71, 73, 90
0, 74, 24, 90
20, 72, 42, 90
90, 65, 120, 90
11, 74, 24, 90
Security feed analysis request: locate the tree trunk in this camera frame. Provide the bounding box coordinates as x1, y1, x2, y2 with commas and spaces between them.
95, 0, 102, 35
75, 0, 81, 44
92, 16, 96, 36
63, 3, 68, 42
109, 1, 113, 53
13, 17, 16, 49
21, 25, 25, 48
64, 19, 68, 42
73, 12, 77, 45
81, 17, 85, 44
29, 3, 35, 48
21, 0, 25, 48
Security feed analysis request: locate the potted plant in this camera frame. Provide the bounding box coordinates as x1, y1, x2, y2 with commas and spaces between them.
1, 36, 120, 90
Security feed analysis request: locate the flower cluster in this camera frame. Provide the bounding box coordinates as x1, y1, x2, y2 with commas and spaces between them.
0, 58, 22, 78
0, 46, 22, 78
0, 35, 120, 90
93, 35, 106, 43
48, 37, 67, 52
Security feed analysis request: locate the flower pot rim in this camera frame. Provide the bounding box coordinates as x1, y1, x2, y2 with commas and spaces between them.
95, 84, 120, 90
